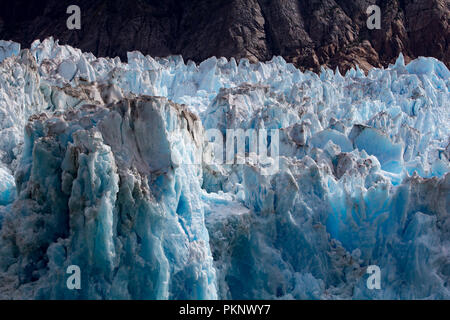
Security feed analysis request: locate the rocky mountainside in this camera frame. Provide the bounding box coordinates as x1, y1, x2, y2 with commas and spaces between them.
0, 0, 448, 72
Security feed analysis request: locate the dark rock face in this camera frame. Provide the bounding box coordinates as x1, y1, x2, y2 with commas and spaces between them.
0, 0, 448, 72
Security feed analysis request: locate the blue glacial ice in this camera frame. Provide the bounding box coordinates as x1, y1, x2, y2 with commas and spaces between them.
0, 38, 448, 299
0, 41, 20, 63
0, 164, 15, 206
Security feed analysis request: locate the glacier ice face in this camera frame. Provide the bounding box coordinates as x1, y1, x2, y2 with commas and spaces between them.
0, 38, 448, 299
1, 97, 217, 299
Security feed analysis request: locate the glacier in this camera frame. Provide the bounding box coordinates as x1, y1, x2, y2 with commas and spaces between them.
0, 38, 448, 299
